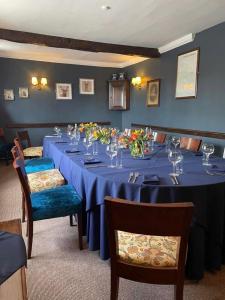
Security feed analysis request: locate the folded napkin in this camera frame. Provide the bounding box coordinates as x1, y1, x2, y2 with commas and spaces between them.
45, 135, 56, 138
133, 156, 151, 160
142, 174, 160, 185
210, 165, 225, 173
65, 149, 80, 153
195, 151, 203, 156
81, 158, 102, 165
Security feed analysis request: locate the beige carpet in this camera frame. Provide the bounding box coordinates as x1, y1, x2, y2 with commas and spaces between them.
0, 162, 225, 300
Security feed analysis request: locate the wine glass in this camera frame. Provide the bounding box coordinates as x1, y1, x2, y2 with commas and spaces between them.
171, 136, 180, 149
168, 149, 183, 176
67, 130, 74, 145
54, 126, 61, 137
72, 131, 80, 150
106, 144, 118, 168
83, 137, 93, 156
201, 143, 214, 166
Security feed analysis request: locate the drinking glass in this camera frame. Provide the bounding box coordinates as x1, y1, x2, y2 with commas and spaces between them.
168, 150, 183, 176
201, 143, 214, 166
72, 131, 80, 150
171, 136, 180, 149
67, 130, 74, 145
83, 137, 93, 156
93, 141, 99, 155
106, 144, 118, 168
176, 154, 184, 175
54, 126, 61, 137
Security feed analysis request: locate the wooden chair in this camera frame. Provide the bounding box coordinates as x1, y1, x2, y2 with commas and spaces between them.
105, 196, 193, 300
180, 137, 201, 152
0, 219, 27, 300
0, 128, 13, 165
155, 132, 167, 144
17, 130, 43, 158
13, 156, 83, 258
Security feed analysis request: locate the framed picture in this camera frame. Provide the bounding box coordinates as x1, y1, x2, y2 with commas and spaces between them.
56, 83, 72, 100
146, 79, 160, 107
79, 79, 94, 95
19, 87, 29, 99
4, 89, 14, 101
175, 48, 200, 99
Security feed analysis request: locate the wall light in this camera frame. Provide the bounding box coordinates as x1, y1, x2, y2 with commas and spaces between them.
31, 77, 48, 89
131, 76, 142, 89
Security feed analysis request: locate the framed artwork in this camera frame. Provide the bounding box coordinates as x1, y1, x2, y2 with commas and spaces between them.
56, 83, 72, 100
175, 48, 200, 99
19, 87, 29, 99
79, 78, 94, 95
4, 89, 14, 101
146, 79, 160, 107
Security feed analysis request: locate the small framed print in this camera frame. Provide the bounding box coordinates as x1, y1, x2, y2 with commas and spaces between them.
56, 83, 72, 100
19, 87, 29, 99
4, 89, 14, 101
146, 79, 160, 107
79, 78, 94, 95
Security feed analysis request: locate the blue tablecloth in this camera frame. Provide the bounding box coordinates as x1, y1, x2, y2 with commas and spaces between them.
43, 136, 225, 280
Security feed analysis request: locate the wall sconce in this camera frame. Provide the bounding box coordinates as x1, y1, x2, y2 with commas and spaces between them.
131, 76, 142, 89
31, 77, 48, 89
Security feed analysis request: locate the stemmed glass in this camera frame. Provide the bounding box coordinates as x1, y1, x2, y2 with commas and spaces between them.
106, 143, 118, 168
54, 126, 61, 137
83, 137, 93, 156
171, 136, 180, 149
72, 130, 80, 150
201, 143, 214, 166
168, 149, 183, 176
67, 130, 74, 145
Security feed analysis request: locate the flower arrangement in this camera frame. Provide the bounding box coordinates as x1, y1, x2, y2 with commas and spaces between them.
93, 127, 119, 144
79, 122, 97, 138
127, 129, 152, 158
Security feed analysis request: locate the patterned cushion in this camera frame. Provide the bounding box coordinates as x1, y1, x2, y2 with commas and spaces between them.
31, 185, 82, 221
25, 158, 54, 174
27, 169, 65, 193
23, 146, 43, 157
117, 231, 180, 267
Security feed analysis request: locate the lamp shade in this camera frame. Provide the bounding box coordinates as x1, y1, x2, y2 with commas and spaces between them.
31, 77, 38, 86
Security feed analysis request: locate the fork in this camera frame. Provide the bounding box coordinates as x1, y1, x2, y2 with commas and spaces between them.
132, 172, 140, 183
128, 172, 134, 183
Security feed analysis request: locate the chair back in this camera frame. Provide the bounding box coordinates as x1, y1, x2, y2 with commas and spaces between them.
11, 146, 20, 160
0, 128, 7, 143
17, 131, 32, 148
12, 157, 32, 220
155, 132, 167, 144
105, 196, 193, 285
14, 138, 25, 160
180, 137, 201, 152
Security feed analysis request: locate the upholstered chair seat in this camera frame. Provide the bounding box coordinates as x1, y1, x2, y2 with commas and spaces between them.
117, 231, 179, 267
25, 157, 54, 174
31, 185, 82, 221
27, 169, 65, 193
23, 146, 43, 157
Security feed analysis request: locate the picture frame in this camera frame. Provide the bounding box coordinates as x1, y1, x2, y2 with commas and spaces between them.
146, 79, 160, 107
175, 48, 200, 99
56, 83, 72, 100
19, 87, 29, 99
79, 78, 94, 95
4, 89, 14, 101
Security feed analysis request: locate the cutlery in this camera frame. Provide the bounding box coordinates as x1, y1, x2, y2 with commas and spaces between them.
85, 164, 106, 169
128, 172, 134, 183
132, 172, 140, 183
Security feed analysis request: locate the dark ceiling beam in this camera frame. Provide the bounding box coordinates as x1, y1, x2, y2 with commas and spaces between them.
0, 28, 160, 58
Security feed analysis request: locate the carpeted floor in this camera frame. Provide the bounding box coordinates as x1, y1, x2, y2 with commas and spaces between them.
1, 162, 225, 300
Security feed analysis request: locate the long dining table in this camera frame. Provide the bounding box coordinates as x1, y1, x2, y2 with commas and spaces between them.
43, 136, 225, 280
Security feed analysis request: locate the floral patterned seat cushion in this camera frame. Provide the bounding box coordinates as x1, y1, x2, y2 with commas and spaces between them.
23, 146, 43, 157
117, 231, 180, 267
27, 169, 65, 193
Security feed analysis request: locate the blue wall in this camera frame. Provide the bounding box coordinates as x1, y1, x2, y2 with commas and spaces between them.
0, 58, 121, 145
123, 22, 225, 151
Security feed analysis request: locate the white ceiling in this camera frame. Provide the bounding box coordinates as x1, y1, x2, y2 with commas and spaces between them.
0, 0, 225, 67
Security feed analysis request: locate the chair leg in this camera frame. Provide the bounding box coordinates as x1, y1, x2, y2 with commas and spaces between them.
27, 220, 33, 259
77, 212, 83, 250
111, 272, 119, 300
174, 282, 184, 300
22, 192, 25, 223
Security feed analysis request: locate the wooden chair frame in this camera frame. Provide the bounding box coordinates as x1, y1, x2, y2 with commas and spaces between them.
155, 132, 167, 144
13, 156, 83, 258
180, 137, 201, 152
17, 131, 32, 149
105, 196, 193, 300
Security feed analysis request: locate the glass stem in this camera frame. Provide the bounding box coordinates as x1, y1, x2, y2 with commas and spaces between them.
173, 162, 176, 175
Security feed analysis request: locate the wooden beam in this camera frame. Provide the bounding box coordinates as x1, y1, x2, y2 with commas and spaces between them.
0, 28, 160, 58
131, 123, 225, 140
